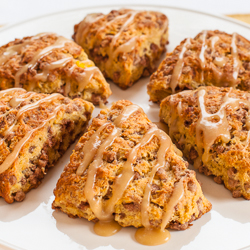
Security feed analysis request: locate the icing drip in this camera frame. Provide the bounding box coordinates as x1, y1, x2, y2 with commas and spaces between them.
140, 127, 171, 228
14, 36, 74, 87
99, 101, 108, 109
76, 67, 100, 92
35, 57, 73, 82
0, 92, 64, 174
0, 33, 56, 66
210, 33, 241, 87
170, 38, 191, 93
196, 88, 250, 165
84, 126, 121, 220
0, 91, 35, 119
161, 179, 184, 230
114, 36, 138, 56
0, 88, 26, 98
199, 31, 207, 82
213, 57, 227, 68
135, 227, 170, 246
230, 32, 241, 87
209, 35, 224, 84
210, 36, 219, 53
75, 9, 168, 87
76, 104, 141, 176
74, 13, 104, 45
4, 93, 62, 136
76, 122, 111, 176
94, 220, 121, 236
196, 89, 230, 163
0, 33, 100, 96
76, 103, 184, 245
168, 95, 180, 138
78, 104, 141, 221
114, 104, 141, 126
105, 11, 139, 69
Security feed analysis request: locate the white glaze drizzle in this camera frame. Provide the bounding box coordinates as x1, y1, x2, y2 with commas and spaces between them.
76, 103, 184, 241
170, 38, 191, 93
0, 91, 64, 174
199, 31, 207, 83
196, 88, 250, 164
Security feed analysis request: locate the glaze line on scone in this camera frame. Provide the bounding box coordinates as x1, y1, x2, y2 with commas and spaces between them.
0, 88, 94, 203
52, 100, 211, 236
148, 30, 250, 103
0, 33, 111, 105
73, 9, 169, 89
160, 86, 250, 199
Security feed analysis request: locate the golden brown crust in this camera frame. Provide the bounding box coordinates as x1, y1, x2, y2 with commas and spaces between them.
73, 9, 169, 89
0, 33, 112, 105
148, 30, 250, 103
0, 88, 94, 203
52, 100, 211, 230
160, 86, 250, 199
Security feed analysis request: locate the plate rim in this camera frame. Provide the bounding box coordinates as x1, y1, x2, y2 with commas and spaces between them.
1, 3, 250, 36
0, 3, 250, 250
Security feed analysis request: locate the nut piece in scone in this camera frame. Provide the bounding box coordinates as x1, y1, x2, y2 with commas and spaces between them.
148, 30, 250, 103
73, 9, 169, 89
52, 100, 211, 231
0, 33, 112, 105
0, 88, 94, 203
160, 86, 250, 199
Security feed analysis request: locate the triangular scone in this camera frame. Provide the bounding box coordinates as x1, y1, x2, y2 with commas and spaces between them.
0, 33, 112, 105
73, 9, 169, 90
53, 100, 211, 230
160, 86, 250, 199
0, 88, 94, 203
148, 30, 250, 103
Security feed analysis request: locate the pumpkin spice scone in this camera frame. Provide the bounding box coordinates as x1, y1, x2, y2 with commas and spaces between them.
0, 88, 94, 203
160, 86, 250, 199
0, 33, 111, 105
148, 30, 250, 103
52, 100, 211, 244
73, 9, 169, 89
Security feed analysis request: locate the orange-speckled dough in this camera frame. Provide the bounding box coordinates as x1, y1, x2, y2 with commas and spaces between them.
0, 33, 111, 105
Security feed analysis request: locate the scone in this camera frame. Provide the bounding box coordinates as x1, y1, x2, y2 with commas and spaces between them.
73, 9, 169, 89
0, 33, 112, 105
0, 88, 94, 203
52, 100, 211, 231
160, 86, 250, 199
148, 30, 250, 103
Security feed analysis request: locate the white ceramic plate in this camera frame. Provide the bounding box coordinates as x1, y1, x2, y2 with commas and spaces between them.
1, 4, 250, 250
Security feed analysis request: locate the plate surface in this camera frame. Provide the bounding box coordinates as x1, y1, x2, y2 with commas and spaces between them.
0, 4, 250, 250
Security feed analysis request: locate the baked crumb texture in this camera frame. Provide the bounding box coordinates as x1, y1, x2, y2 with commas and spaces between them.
160, 86, 250, 199
73, 9, 169, 89
0, 88, 94, 203
52, 100, 211, 230
0, 33, 112, 105
148, 30, 250, 103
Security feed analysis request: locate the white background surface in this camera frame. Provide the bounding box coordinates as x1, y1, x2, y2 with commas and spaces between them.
0, 0, 250, 25
1, 2, 250, 250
